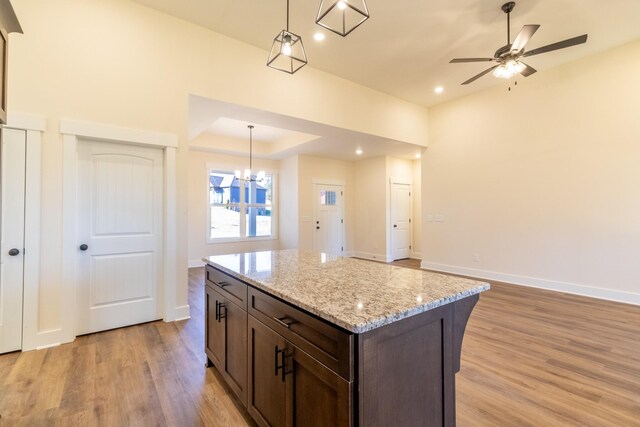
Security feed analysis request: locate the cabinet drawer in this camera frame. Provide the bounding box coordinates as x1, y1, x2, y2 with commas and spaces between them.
206, 265, 247, 308
248, 287, 353, 381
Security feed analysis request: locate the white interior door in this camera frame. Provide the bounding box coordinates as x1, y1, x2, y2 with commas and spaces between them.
313, 184, 344, 255
391, 183, 411, 260
0, 128, 26, 353
76, 140, 164, 335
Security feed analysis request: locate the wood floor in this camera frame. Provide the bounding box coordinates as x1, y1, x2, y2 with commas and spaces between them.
1, 261, 639, 426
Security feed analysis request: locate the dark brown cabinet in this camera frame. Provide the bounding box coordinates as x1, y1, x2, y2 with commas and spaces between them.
247, 315, 351, 427
204, 264, 480, 426
205, 283, 247, 405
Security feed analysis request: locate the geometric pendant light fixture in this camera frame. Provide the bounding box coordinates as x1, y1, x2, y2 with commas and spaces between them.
316, 0, 370, 37
267, 0, 308, 74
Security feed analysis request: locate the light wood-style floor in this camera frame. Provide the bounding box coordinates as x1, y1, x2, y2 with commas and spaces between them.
1, 260, 639, 426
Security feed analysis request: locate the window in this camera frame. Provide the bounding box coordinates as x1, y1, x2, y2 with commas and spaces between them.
208, 169, 276, 242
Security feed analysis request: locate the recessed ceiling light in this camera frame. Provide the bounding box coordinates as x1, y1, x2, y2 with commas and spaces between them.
415, 153, 422, 159
434, 86, 444, 94
356, 149, 363, 155
314, 32, 325, 41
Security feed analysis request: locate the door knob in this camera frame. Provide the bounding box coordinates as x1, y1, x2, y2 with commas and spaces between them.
8, 248, 20, 256
79, 244, 89, 251
393, 224, 397, 228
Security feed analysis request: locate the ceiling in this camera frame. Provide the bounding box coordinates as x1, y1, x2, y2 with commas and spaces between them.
134, 0, 640, 107
189, 95, 425, 161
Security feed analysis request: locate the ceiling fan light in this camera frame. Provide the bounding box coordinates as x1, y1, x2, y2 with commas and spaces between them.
493, 59, 525, 79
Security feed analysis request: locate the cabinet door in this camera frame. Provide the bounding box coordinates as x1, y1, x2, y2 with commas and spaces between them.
223, 297, 247, 405
205, 285, 225, 368
286, 345, 352, 427
248, 315, 287, 427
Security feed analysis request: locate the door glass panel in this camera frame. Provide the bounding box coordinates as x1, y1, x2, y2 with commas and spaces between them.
320, 190, 337, 205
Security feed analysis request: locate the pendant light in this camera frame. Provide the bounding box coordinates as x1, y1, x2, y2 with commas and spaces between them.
267, 0, 307, 74
235, 125, 266, 182
316, 0, 370, 37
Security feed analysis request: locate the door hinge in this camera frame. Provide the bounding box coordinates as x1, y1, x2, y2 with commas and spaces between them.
341, 246, 344, 251
341, 219, 343, 224
341, 191, 343, 196
409, 192, 411, 196
409, 218, 411, 223
410, 245, 412, 250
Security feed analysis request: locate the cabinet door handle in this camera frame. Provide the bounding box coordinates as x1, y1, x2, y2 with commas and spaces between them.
275, 346, 290, 382
215, 301, 219, 321
217, 302, 226, 322
273, 316, 295, 329
275, 345, 284, 377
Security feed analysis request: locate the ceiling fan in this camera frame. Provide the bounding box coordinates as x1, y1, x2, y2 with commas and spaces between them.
450, 2, 588, 85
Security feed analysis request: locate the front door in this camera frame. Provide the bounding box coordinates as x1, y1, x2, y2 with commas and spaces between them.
313, 184, 343, 255
391, 183, 411, 260
0, 128, 26, 353
76, 140, 164, 335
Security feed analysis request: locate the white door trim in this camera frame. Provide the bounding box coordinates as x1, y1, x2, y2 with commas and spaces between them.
61, 119, 182, 345
4, 113, 43, 351
389, 181, 413, 261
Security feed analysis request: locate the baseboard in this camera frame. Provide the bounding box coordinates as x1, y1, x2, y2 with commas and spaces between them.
188, 259, 205, 268
352, 251, 390, 262
420, 261, 640, 306
410, 251, 422, 260
172, 305, 191, 321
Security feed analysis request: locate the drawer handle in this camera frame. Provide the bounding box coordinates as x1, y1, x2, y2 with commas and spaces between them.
218, 281, 231, 288
273, 316, 295, 329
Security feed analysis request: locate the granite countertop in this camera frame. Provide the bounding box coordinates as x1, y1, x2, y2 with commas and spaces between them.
203, 249, 490, 334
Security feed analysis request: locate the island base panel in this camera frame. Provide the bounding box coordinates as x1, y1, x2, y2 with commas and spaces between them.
359, 303, 459, 427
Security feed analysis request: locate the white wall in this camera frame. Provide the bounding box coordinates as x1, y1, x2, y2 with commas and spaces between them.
422, 39, 640, 305
187, 149, 280, 267
9, 0, 429, 349
353, 157, 388, 260
278, 155, 299, 250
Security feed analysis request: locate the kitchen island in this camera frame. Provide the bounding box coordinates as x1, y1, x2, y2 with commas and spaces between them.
203, 249, 489, 427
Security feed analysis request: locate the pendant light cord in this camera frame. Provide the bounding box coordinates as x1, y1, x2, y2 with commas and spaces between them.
507, 10, 511, 44
248, 125, 254, 173
286, 0, 289, 31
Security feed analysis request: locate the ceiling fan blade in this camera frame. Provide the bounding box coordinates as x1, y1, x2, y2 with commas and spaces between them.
523, 34, 588, 57
511, 25, 540, 53
461, 65, 499, 85
450, 58, 495, 63
519, 62, 537, 77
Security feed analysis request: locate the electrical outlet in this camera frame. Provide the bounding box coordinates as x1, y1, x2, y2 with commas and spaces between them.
435, 214, 445, 222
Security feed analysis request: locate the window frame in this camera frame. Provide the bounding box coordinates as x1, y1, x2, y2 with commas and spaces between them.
206, 164, 278, 244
